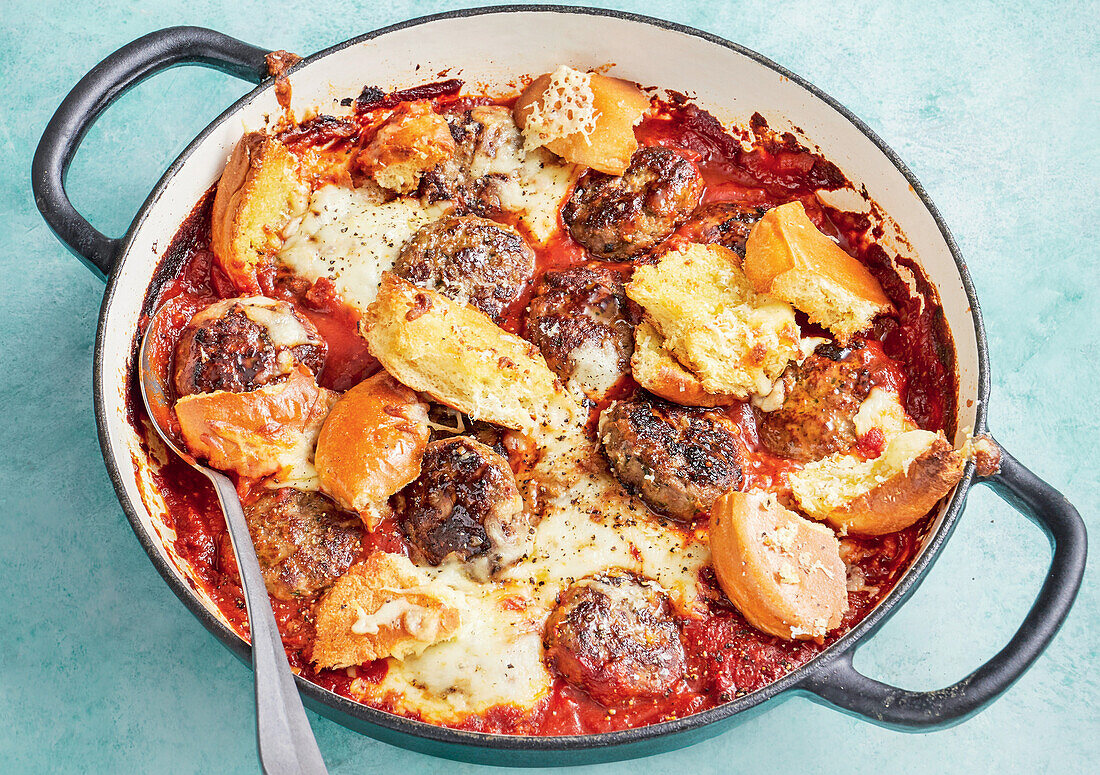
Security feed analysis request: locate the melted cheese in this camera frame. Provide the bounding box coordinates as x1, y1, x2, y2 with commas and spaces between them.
352, 599, 432, 637
267, 129, 703, 725
236, 298, 313, 348
565, 338, 622, 398
346, 425, 708, 724
277, 185, 447, 312
503, 428, 709, 615
354, 561, 551, 720
277, 155, 572, 319
854, 387, 918, 438
520, 66, 598, 153
789, 429, 939, 517
497, 148, 579, 243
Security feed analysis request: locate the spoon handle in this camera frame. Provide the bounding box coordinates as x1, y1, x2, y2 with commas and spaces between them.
208, 470, 329, 775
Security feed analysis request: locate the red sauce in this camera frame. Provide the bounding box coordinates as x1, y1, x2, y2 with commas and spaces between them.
129, 90, 952, 736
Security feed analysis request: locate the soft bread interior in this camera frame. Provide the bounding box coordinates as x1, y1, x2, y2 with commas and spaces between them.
359, 101, 457, 194
211, 132, 306, 293
630, 320, 736, 406
744, 201, 891, 343
789, 429, 965, 535
627, 242, 800, 398
361, 272, 577, 432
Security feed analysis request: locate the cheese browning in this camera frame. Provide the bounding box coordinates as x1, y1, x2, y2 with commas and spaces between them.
169, 78, 965, 731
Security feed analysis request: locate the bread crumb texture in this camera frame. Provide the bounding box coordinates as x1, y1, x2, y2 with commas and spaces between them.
628, 243, 800, 398
744, 201, 891, 343
361, 272, 577, 432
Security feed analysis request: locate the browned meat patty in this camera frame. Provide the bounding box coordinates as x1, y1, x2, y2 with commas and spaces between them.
525, 266, 636, 395
418, 105, 522, 215
544, 570, 686, 705
393, 214, 535, 321
173, 298, 326, 397
599, 395, 743, 521
244, 488, 361, 600
676, 201, 767, 258
397, 437, 532, 577
563, 146, 704, 260
423, 408, 541, 476
758, 341, 875, 462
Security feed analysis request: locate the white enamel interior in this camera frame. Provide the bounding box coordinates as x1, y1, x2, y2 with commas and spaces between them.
97, 10, 982, 680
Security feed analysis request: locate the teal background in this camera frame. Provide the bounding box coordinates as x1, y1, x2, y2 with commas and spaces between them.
2, 0, 1097, 772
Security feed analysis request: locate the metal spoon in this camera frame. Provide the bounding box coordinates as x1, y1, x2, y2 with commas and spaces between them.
139, 302, 328, 775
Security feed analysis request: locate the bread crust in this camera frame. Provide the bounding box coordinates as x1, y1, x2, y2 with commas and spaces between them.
744, 201, 891, 343
825, 436, 964, 535
211, 133, 305, 293
312, 553, 462, 669
360, 272, 575, 432
174, 366, 337, 482
358, 101, 456, 194
314, 371, 431, 528
515, 70, 649, 175
630, 320, 736, 407
710, 491, 847, 641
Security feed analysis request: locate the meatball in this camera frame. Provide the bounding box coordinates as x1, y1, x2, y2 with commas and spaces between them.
544, 570, 686, 705
397, 437, 532, 577
676, 201, 767, 258
526, 266, 636, 396
423, 408, 539, 474
243, 488, 361, 600
173, 297, 326, 397
563, 146, 704, 260
599, 395, 743, 521
758, 342, 874, 462
393, 215, 535, 321
419, 105, 523, 215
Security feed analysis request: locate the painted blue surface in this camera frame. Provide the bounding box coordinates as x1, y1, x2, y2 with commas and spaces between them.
1, 0, 1096, 772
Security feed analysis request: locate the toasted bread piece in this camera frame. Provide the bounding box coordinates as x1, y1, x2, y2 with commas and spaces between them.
312, 553, 463, 668
630, 320, 736, 407
789, 429, 965, 536
211, 133, 306, 293
514, 67, 650, 175
358, 101, 457, 194
174, 367, 337, 487
627, 243, 800, 398
315, 371, 431, 528
710, 491, 847, 641
361, 273, 576, 432
744, 201, 891, 343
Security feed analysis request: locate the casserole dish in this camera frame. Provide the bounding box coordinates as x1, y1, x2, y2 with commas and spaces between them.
32, 7, 1087, 766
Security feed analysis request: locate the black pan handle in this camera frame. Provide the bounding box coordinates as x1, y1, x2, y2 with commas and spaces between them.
32, 26, 270, 280
799, 441, 1086, 729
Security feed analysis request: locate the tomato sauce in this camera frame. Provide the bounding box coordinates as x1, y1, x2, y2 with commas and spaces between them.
127, 87, 952, 736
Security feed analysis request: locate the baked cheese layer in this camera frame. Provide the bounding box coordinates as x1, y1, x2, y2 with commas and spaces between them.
347, 426, 709, 724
